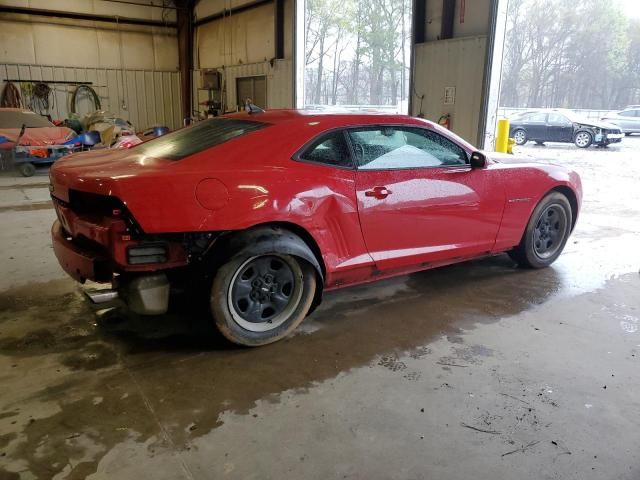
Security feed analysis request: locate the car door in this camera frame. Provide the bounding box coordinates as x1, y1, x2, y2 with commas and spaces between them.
523, 112, 549, 141
631, 110, 640, 132
547, 113, 574, 142
351, 125, 504, 271
616, 110, 640, 132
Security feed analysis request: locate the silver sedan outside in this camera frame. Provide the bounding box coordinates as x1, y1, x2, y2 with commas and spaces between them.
601, 109, 640, 135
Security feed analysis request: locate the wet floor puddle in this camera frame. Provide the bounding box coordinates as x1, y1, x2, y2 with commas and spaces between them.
0, 251, 638, 478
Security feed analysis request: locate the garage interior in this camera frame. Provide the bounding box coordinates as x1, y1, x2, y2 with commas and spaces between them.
1, 0, 639, 479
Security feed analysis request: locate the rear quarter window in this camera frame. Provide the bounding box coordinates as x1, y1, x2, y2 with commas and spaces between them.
134, 118, 267, 160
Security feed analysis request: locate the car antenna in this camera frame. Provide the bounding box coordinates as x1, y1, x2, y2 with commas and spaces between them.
16, 123, 26, 145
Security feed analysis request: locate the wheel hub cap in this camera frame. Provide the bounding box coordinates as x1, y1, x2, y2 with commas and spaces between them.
533, 205, 567, 259
228, 255, 302, 331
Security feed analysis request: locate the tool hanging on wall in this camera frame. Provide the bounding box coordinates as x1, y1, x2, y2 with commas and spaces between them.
0, 82, 22, 108
70, 85, 101, 114
30, 82, 53, 114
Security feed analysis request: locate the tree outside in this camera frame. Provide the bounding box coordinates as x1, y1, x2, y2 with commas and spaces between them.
500, 0, 640, 110
304, 0, 412, 111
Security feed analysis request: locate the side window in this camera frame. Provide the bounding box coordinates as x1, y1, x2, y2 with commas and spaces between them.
618, 110, 634, 117
299, 131, 352, 168
548, 113, 571, 126
527, 112, 547, 122
348, 127, 468, 170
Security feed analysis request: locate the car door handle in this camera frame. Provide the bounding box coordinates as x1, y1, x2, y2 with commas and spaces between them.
365, 186, 391, 199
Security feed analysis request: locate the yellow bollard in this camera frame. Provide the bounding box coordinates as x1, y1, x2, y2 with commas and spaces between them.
495, 118, 510, 153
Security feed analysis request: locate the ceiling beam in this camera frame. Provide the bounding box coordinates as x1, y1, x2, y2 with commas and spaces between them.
194, 0, 274, 28
0, 5, 176, 28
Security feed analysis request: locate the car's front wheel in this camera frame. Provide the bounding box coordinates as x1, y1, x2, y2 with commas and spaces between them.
210, 252, 316, 346
513, 129, 527, 145
509, 192, 572, 269
574, 131, 592, 148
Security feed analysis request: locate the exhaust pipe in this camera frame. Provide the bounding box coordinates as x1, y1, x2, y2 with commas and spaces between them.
84, 289, 119, 304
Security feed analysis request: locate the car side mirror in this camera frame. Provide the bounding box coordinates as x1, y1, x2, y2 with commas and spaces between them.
470, 151, 486, 169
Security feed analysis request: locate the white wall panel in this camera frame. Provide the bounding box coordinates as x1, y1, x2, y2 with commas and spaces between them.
413, 36, 487, 145
0, 0, 177, 22
195, 0, 266, 20
1, 63, 182, 130
193, 59, 292, 114
197, 3, 275, 68
0, 19, 178, 70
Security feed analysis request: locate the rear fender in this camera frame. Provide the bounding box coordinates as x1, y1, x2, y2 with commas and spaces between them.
225, 226, 324, 283
221, 225, 324, 312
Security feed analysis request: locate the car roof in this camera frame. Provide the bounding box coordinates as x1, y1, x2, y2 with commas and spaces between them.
220, 109, 477, 153
224, 109, 425, 127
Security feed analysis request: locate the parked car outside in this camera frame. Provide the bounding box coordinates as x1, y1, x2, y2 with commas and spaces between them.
509, 109, 624, 148
600, 108, 640, 135
50, 111, 582, 346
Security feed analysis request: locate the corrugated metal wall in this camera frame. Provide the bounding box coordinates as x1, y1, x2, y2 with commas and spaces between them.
412, 36, 487, 146
193, 59, 293, 115
1, 63, 182, 130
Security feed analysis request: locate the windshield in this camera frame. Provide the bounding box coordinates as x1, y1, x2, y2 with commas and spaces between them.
557, 110, 590, 123
133, 117, 268, 160
0, 110, 54, 129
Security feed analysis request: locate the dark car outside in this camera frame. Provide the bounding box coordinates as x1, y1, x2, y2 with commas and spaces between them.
509, 109, 624, 148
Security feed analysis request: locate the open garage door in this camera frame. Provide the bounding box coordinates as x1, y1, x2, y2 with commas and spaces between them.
297, 0, 412, 113
496, 0, 640, 150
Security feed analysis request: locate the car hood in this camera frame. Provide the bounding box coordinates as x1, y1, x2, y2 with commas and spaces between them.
487, 152, 570, 170
487, 152, 537, 164
0, 126, 75, 146
573, 119, 620, 130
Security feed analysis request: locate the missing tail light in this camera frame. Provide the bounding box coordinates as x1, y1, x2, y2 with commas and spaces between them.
127, 243, 168, 265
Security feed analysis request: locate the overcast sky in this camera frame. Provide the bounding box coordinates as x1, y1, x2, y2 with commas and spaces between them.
617, 0, 640, 18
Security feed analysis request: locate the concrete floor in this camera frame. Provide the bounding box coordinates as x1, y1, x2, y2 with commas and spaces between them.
1, 138, 639, 479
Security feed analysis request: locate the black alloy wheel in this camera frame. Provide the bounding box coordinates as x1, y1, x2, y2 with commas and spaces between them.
228, 255, 302, 331
532, 204, 568, 260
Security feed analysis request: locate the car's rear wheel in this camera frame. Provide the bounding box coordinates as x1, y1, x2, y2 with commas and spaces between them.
210, 252, 316, 346
509, 192, 572, 269
18, 162, 36, 177
574, 131, 592, 148
513, 129, 527, 145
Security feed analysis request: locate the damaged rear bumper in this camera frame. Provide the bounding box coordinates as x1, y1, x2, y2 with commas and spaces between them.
52, 220, 171, 314
52, 220, 112, 283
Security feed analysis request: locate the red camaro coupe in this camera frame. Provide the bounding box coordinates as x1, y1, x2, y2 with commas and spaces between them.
50, 110, 582, 346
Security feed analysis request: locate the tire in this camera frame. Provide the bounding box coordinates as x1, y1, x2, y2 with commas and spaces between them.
18, 162, 36, 177
574, 131, 592, 148
508, 192, 572, 269
210, 252, 316, 346
513, 129, 527, 145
